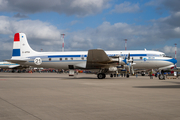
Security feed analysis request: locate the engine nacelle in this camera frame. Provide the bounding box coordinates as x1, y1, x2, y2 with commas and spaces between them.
109, 67, 118, 71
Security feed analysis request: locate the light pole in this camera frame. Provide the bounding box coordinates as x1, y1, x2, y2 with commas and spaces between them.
61, 34, 65, 52
175, 43, 177, 59
125, 39, 127, 50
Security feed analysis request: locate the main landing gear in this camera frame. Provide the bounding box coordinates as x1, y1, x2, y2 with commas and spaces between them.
97, 73, 106, 79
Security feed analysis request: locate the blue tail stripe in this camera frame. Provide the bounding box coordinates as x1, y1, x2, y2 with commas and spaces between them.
12, 49, 20, 56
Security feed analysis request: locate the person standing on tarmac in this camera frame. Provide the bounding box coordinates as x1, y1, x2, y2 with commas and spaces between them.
150, 71, 153, 79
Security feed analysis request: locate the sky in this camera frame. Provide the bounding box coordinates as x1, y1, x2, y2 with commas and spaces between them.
0, 0, 180, 66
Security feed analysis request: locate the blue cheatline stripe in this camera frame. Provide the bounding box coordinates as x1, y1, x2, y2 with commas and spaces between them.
12, 49, 20, 56
130, 54, 147, 56
48, 54, 147, 58
29, 60, 86, 62
48, 55, 87, 58
164, 58, 177, 64
108, 54, 148, 57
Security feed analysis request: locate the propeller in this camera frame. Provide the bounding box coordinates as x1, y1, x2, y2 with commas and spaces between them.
128, 53, 130, 60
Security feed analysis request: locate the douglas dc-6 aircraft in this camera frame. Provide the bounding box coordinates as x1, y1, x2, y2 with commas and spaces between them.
6, 33, 177, 79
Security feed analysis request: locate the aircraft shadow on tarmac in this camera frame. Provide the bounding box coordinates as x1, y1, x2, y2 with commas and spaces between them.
0, 76, 64, 79
0, 75, 98, 79
134, 81, 180, 88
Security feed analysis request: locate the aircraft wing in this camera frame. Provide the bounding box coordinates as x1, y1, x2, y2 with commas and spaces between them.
87, 49, 111, 63
86, 49, 112, 69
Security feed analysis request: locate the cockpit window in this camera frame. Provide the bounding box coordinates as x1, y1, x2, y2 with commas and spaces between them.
160, 54, 166, 57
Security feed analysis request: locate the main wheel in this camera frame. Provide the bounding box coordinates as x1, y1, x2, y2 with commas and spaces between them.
97, 73, 105, 79
110, 74, 113, 78
126, 74, 129, 78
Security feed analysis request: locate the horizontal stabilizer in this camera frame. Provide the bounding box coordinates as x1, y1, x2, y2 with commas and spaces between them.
5, 59, 27, 64
9, 65, 20, 68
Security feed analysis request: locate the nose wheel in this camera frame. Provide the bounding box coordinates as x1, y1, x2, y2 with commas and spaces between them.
159, 74, 165, 80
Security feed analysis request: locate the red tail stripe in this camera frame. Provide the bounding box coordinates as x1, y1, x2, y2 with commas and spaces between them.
14, 33, 20, 41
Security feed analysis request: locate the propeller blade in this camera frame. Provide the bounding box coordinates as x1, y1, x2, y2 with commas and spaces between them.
131, 57, 133, 63
131, 66, 134, 75
128, 53, 130, 60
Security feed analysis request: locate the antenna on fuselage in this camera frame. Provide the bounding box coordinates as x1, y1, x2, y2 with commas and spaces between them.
61, 34, 65, 52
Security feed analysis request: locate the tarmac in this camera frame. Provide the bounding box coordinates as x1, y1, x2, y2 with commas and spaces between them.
0, 72, 180, 120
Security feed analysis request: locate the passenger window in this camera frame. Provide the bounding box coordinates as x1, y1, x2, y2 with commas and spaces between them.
140, 57, 143, 60
60, 58, 62, 61
81, 57, 84, 60
65, 58, 68, 60
71, 58, 73, 60
49, 58, 51, 61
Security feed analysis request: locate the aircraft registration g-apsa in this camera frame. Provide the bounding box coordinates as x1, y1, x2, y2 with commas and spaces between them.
6, 33, 177, 79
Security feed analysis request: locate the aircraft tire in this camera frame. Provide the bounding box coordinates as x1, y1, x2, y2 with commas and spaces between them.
110, 74, 113, 78
127, 74, 129, 78
159, 74, 165, 80
97, 73, 105, 79
141, 74, 145, 76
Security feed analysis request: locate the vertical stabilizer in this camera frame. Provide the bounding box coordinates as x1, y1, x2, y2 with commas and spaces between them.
12, 33, 38, 59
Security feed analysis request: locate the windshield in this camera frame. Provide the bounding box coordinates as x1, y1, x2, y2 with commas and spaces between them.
160, 54, 166, 57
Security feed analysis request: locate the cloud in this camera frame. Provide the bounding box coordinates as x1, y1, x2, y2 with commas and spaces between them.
158, 12, 180, 27
0, 15, 67, 54
0, 0, 110, 16
0, 16, 61, 40
161, 45, 180, 60
13, 13, 28, 18
146, 0, 180, 13
111, 1, 140, 13
162, 0, 180, 12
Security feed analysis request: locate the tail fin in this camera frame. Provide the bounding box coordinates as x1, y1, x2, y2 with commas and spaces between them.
12, 33, 37, 59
